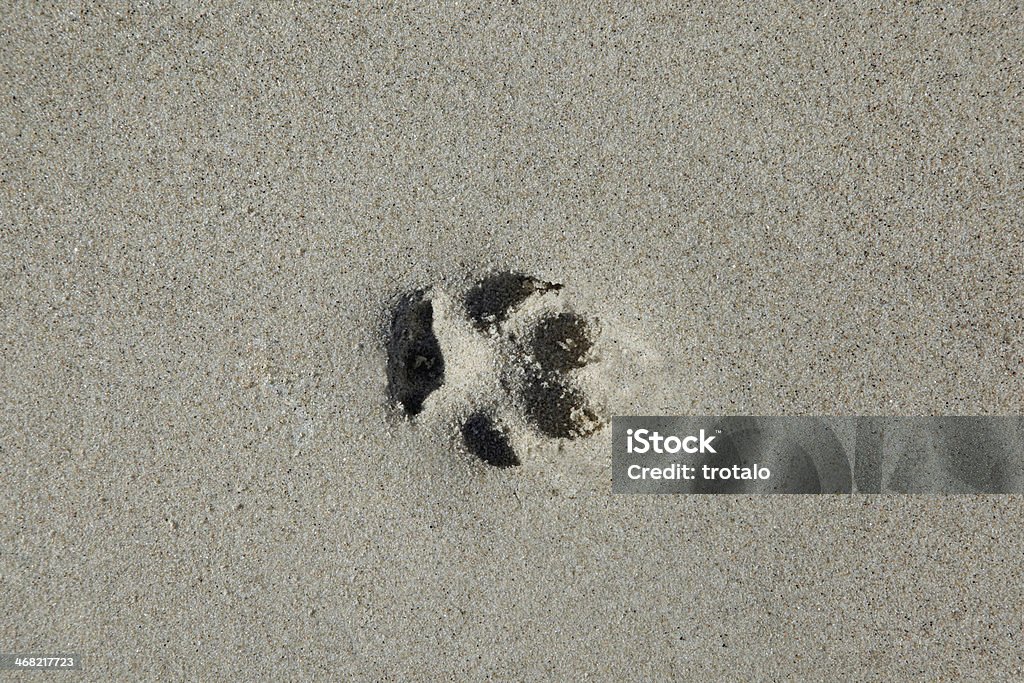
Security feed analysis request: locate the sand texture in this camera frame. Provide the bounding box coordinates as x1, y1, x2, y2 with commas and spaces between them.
2, 3, 1024, 680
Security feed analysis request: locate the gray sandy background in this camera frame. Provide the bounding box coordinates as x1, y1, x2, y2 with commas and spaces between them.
2, 2, 1023, 679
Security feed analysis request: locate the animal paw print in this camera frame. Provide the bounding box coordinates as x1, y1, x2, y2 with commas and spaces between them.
386, 272, 604, 468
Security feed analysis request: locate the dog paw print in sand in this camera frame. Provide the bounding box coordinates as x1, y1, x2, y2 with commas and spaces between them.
386, 272, 605, 468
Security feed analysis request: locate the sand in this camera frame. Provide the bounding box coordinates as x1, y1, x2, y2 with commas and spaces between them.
2, 3, 1023, 679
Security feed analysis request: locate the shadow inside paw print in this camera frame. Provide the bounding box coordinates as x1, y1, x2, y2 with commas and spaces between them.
461, 412, 520, 468
463, 272, 562, 331
519, 312, 600, 439
386, 272, 603, 468
521, 370, 600, 439
386, 290, 445, 417
531, 312, 594, 372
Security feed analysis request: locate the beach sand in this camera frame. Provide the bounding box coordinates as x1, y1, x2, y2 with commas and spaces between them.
2, 3, 1023, 679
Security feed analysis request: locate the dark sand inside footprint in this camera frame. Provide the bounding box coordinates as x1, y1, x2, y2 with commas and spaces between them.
464, 272, 562, 330
461, 412, 520, 468
520, 370, 600, 440
386, 290, 445, 416
531, 312, 594, 372
518, 311, 601, 440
